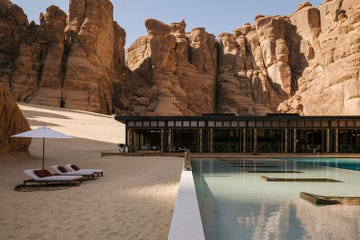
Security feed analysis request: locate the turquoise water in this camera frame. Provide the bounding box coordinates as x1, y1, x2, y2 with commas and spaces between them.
282, 157, 360, 171
192, 158, 360, 240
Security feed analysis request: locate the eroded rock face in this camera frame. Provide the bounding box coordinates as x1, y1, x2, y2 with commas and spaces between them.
217, 0, 360, 115
278, 0, 360, 115
0, 0, 126, 114
0, 84, 31, 154
121, 19, 217, 115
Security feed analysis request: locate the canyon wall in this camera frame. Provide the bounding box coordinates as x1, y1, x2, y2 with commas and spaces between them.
0, 0, 359, 116
0, 0, 126, 114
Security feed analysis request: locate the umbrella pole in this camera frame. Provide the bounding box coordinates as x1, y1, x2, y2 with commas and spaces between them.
42, 138, 45, 170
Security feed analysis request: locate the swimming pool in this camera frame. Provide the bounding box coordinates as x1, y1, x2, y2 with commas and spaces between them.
192, 158, 360, 240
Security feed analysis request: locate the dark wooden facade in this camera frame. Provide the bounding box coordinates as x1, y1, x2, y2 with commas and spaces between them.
115, 113, 360, 153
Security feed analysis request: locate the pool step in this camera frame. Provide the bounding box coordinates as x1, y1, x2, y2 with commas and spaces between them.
300, 192, 360, 205
245, 170, 302, 173
261, 176, 342, 182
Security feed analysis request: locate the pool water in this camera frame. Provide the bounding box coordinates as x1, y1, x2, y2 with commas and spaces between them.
283, 157, 360, 171
192, 158, 360, 240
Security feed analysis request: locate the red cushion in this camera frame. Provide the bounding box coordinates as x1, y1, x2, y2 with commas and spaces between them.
57, 166, 67, 173
71, 164, 80, 171
34, 169, 52, 178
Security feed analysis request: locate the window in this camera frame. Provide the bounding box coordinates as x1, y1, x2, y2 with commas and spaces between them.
191, 121, 197, 127
208, 121, 215, 127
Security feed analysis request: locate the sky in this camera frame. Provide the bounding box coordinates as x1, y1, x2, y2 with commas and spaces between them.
11, 0, 324, 49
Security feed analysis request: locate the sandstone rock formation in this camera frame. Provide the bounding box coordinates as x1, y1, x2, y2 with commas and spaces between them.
279, 0, 360, 115
216, 0, 359, 115
0, 0, 126, 114
120, 19, 217, 115
0, 0, 359, 116
0, 84, 31, 154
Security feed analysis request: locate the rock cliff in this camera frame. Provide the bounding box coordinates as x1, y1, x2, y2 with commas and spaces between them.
0, 84, 31, 154
0, 0, 359, 116
0, 0, 126, 114
120, 19, 217, 115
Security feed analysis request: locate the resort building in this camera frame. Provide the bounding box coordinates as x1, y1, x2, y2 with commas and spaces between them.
115, 114, 360, 154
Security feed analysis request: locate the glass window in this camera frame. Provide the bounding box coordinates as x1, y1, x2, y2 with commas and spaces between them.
183, 121, 190, 127
313, 121, 321, 127
199, 121, 205, 127
168, 121, 174, 127
239, 121, 246, 127
356, 120, 360, 127
129, 121, 135, 127
264, 121, 272, 127
298, 121, 305, 127
331, 120, 338, 127
208, 121, 214, 127
256, 121, 263, 127
347, 120, 354, 127
339, 121, 346, 127
176, 121, 182, 127
143, 121, 150, 127
280, 121, 287, 127
191, 121, 197, 127
322, 120, 328, 127
231, 121, 238, 127
224, 121, 231, 127
248, 121, 255, 127
136, 121, 142, 127
216, 121, 223, 127
272, 121, 279, 127
151, 121, 157, 127
159, 121, 165, 127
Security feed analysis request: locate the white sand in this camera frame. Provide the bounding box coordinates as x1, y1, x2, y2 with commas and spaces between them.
0, 103, 183, 240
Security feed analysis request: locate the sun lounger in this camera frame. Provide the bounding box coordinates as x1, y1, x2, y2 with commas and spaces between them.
65, 164, 104, 176
23, 169, 83, 186
51, 165, 96, 180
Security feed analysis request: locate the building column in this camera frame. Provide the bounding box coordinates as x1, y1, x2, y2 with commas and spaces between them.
199, 129, 203, 153
243, 129, 246, 153
160, 129, 164, 152
326, 128, 330, 153
209, 128, 214, 153
128, 129, 133, 152
335, 128, 339, 153
284, 129, 288, 153
293, 129, 297, 153
253, 129, 257, 153
168, 129, 173, 152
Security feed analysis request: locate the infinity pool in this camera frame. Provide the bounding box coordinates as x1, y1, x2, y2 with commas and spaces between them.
192, 158, 360, 240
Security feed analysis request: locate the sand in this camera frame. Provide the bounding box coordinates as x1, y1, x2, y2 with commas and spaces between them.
0, 103, 183, 240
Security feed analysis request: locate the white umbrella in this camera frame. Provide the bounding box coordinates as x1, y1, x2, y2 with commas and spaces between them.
12, 126, 73, 169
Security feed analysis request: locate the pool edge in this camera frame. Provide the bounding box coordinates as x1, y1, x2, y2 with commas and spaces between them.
168, 170, 205, 240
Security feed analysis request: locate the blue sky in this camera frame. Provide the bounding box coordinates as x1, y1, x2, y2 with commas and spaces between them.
11, 0, 324, 49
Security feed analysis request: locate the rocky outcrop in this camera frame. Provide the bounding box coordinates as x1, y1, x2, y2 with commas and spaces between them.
0, 0, 359, 116
0, 0, 126, 114
216, 0, 359, 115
0, 84, 31, 154
121, 19, 217, 115
278, 0, 360, 115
